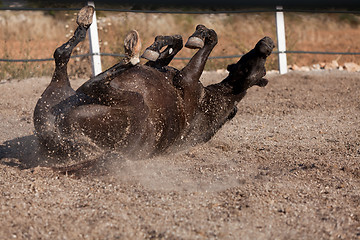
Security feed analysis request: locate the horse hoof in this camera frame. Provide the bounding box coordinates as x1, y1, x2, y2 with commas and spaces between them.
185, 24, 208, 49
185, 36, 204, 49
76, 6, 94, 29
124, 30, 142, 65
141, 49, 160, 61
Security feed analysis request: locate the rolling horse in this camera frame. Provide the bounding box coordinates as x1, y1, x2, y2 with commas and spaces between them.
33, 6, 275, 162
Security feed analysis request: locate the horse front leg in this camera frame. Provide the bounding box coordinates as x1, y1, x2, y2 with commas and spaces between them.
173, 25, 218, 120
76, 30, 142, 98
142, 35, 183, 68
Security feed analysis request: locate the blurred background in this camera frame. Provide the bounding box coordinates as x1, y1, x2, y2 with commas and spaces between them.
0, 0, 359, 79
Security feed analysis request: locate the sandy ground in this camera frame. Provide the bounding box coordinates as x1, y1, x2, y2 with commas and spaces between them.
0, 70, 359, 239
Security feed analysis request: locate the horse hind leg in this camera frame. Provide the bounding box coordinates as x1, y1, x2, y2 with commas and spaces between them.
54, 6, 94, 72
33, 6, 94, 153
39, 5, 94, 104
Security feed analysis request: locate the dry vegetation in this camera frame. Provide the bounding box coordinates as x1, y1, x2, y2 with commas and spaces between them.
0, 10, 360, 79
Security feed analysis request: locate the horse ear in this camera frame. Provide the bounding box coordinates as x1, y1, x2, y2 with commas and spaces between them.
227, 64, 236, 73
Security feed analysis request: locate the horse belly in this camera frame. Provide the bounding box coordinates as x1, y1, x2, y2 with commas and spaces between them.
73, 67, 185, 157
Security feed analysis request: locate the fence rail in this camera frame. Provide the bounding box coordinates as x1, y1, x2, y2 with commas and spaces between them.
1, 6, 360, 74
1, 50, 360, 63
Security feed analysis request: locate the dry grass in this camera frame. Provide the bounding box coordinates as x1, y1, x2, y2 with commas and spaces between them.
0, 10, 359, 79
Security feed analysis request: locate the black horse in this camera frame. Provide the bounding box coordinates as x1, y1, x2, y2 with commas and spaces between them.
34, 6, 275, 161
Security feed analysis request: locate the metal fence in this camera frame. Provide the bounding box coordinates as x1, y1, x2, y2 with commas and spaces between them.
1, 5, 360, 75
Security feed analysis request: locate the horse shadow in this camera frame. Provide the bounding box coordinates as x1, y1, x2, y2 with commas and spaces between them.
0, 135, 53, 169
0, 135, 124, 176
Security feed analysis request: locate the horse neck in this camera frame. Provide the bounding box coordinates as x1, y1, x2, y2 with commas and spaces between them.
205, 75, 247, 103
199, 77, 247, 123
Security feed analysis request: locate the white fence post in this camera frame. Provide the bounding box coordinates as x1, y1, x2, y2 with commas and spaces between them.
87, 1, 102, 76
275, 6, 288, 74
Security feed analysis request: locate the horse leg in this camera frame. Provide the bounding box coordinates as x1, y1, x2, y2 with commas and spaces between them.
142, 35, 183, 68
60, 90, 150, 156
173, 25, 218, 119
52, 5, 94, 87
76, 30, 142, 98
33, 6, 94, 152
